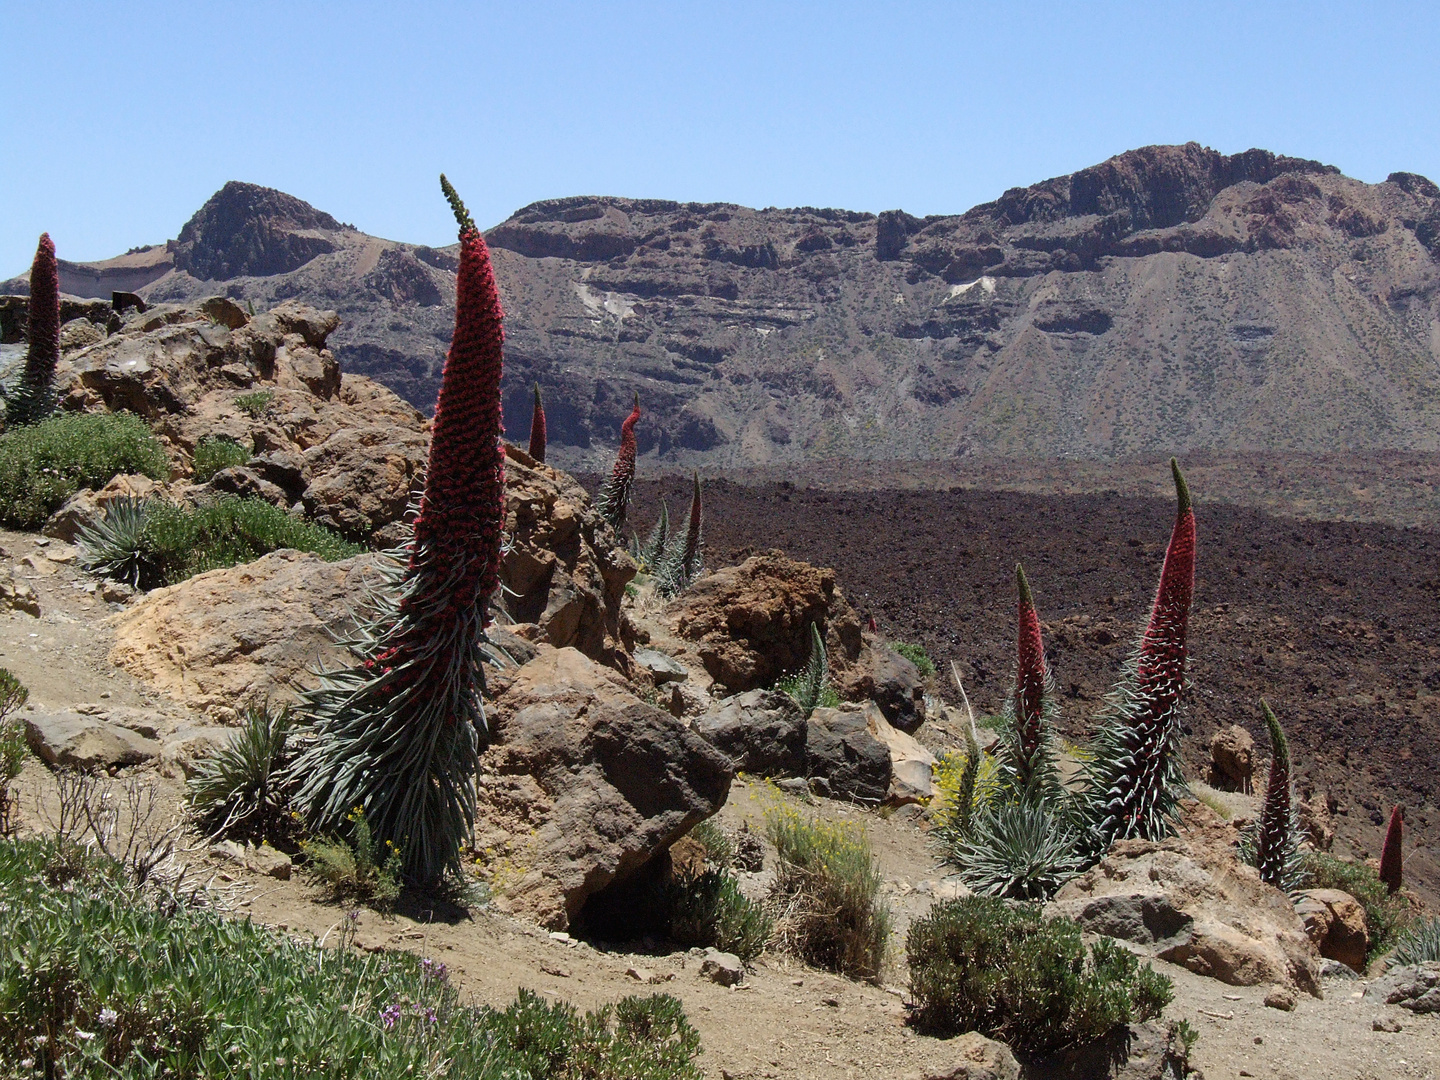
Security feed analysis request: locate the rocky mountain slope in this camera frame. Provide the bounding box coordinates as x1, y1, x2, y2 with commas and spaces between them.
10, 143, 1440, 471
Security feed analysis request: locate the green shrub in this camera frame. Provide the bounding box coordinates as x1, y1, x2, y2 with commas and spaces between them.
301, 806, 403, 910
907, 897, 1173, 1055
186, 705, 294, 843
0, 836, 703, 1078
1391, 916, 1440, 965
688, 819, 734, 868
1303, 852, 1412, 960
234, 389, 275, 418
80, 495, 361, 589
0, 669, 29, 838
893, 642, 936, 678
765, 806, 891, 981
0, 411, 167, 529
945, 802, 1084, 901
666, 869, 772, 963
191, 435, 250, 481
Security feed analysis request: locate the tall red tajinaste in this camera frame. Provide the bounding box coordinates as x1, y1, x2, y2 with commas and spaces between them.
406, 178, 506, 623
286, 175, 504, 887
1254, 700, 1294, 888
12, 233, 60, 425
1013, 563, 1047, 774
1086, 459, 1196, 844
1133, 460, 1195, 727
596, 392, 640, 530
1380, 805, 1403, 894
528, 383, 547, 463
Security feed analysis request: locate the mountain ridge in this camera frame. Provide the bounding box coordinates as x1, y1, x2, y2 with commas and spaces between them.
9, 143, 1440, 472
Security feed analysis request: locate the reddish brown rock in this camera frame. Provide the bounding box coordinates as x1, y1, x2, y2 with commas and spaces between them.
665, 552, 862, 693
1294, 888, 1369, 971
1209, 724, 1255, 793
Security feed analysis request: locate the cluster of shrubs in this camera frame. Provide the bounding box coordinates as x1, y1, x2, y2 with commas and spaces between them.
78, 495, 360, 589
0, 835, 703, 1079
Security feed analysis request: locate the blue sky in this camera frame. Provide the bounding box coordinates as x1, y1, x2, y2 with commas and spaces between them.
4, 1, 1438, 271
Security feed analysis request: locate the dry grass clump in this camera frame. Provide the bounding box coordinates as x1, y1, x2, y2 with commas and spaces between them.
763, 805, 891, 981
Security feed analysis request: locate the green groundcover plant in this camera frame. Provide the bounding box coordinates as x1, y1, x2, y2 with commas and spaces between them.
0, 836, 703, 1079
0, 412, 168, 529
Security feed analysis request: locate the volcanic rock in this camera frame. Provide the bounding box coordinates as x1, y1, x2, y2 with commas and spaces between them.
474, 645, 732, 930
1294, 888, 1369, 971
107, 549, 390, 722
804, 703, 891, 804
920, 1031, 1019, 1080
1208, 724, 1255, 792
1364, 962, 1440, 1013
498, 444, 636, 666
840, 640, 926, 732
695, 688, 807, 776
1051, 818, 1321, 995
666, 552, 862, 693
23, 709, 161, 770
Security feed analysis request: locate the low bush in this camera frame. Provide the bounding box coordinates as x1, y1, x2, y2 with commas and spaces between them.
907, 896, 1173, 1056
0, 669, 29, 837
1303, 852, 1412, 960
775, 622, 840, 717
893, 642, 936, 677
234, 389, 275, 418
0, 411, 167, 529
1391, 916, 1440, 965
301, 806, 403, 910
190, 435, 250, 481
79, 495, 361, 589
0, 836, 704, 1078
666, 869, 771, 963
186, 705, 294, 843
765, 806, 891, 981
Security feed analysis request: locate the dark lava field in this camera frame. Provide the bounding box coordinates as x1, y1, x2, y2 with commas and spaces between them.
627, 475, 1440, 897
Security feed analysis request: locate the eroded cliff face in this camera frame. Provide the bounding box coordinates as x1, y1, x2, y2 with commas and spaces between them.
19, 143, 1440, 467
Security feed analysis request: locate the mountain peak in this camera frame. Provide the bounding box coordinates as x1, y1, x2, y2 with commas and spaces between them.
172, 181, 346, 280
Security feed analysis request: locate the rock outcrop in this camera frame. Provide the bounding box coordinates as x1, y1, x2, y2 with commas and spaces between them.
58, 296, 428, 543
666, 552, 862, 693
23, 709, 161, 770
1364, 962, 1440, 1013
474, 646, 732, 930
695, 689, 808, 777
1208, 724, 1255, 793
107, 550, 390, 722
1050, 814, 1321, 996
1294, 888, 1370, 971
498, 444, 636, 667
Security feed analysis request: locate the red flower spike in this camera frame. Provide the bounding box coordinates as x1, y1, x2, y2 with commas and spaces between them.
596, 392, 640, 532
11, 233, 60, 426
1013, 563, 1047, 770
1254, 700, 1295, 888
1083, 459, 1197, 847
1380, 805, 1403, 894
681, 471, 702, 573
528, 383, 547, 463
1133, 459, 1195, 727
285, 175, 505, 888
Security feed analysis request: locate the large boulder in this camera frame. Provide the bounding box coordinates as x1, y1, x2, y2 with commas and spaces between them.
921, 1032, 1019, 1080
1050, 815, 1321, 996
474, 646, 733, 930
61, 297, 431, 543
839, 640, 926, 733
1208, 725, 1254, 793
107, 549, 388, 722
23, 709, 161, 770
695, 688, 807, 776
498, 445, 636, 667
1294, 888, 1369, 972
805, 703, 892, 804
1364, 962, 1440, 1013
666, 552, 862, 694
